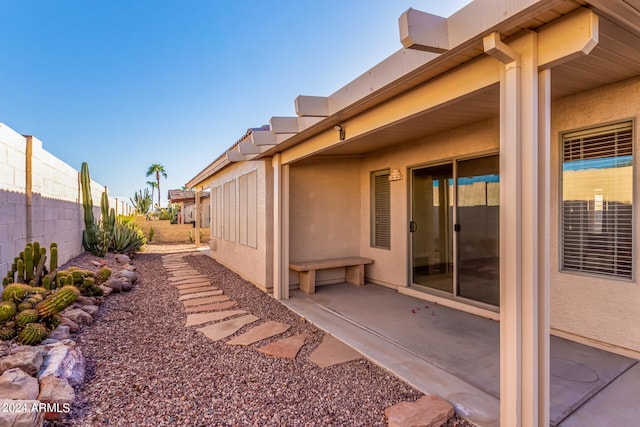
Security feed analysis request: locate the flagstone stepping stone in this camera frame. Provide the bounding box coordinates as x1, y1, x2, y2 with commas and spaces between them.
258, 333, 310, 359
169, 274, 205, 280
226, 321, 291, 346
308, 335, 362, 368
178, 290, 224, 301
185, 310, 246, 326
197, 314, 259, 342
176, 282, 216, 290
184, 300, 238, 313
182, 295, 230, 307
178, 286, 217, 295
169, 276, 211, 285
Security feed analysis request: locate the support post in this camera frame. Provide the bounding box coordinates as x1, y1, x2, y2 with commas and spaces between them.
195, 189, 201, 247
273, 154, 290, 300
486, 31, 549, 427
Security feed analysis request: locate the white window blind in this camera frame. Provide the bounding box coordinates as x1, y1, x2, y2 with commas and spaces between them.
371, 170, 391, 249
561, 121, 634, 279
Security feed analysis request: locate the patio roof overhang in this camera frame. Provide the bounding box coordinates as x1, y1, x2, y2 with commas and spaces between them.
254, 2, 640, 164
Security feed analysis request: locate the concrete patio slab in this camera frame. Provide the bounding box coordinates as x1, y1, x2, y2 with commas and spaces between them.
559, 362, 640, 426
178, 286, 218, 295
258, 333, 310, 359
197, 314, 259, 342
182, 295, 230, 308
184, 300, 238, 313
178, 290, 224, 301
226, 321, 290, 346
185, 310, 246, 327
284, 283, 638, 427
308, 334, 362, 368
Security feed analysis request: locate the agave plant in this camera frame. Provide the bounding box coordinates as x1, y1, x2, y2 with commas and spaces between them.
112, 220, 146, 253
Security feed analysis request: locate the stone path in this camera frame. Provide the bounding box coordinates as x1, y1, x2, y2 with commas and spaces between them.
161, 254, 363, 367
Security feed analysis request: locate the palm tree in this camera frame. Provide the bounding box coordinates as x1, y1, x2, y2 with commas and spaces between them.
146, 164, 167, 207
146, 181, 158, 207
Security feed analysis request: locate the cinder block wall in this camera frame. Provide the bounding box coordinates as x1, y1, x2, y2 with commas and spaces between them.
0, 122, 131, 281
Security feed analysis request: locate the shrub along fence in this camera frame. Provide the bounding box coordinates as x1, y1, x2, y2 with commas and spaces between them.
0, 123, 132, 281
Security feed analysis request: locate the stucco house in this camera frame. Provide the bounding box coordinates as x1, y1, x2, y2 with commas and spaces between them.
187, 0, 640, 424
167, 189, 210, 226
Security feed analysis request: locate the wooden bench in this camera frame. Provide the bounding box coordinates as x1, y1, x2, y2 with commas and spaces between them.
289, 257, 373, 294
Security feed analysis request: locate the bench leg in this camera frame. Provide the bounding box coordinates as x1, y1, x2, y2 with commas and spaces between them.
345, 264, 365, 286
299, 270, 316, 294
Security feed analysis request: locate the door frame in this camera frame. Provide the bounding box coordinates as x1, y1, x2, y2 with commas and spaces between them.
407, 151, 500, 311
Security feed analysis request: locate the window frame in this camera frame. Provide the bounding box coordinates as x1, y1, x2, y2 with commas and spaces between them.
559, 119, 635, 281
370, 169, 391, 249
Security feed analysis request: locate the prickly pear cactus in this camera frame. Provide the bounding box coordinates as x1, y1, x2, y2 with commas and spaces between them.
36, 285, 79, 318
0, 301, 17, 323
17, 323, 48, 345
15, 309, 39, 326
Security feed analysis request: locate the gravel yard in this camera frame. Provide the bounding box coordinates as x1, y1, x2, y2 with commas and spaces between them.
48, 246, 473, 426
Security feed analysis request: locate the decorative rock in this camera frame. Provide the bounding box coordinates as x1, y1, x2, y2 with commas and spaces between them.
38, 342, 85, 386
98, 285, 113, 296
115, 254, 131, 263
0, 368, 39, 399
103, 279, 122, 293
81, 305, 99, 317
0, 348, 44, 376
62, 308, 93, 326
124, 264, 136, 271
76, 296, 96, 306
119, 270, 138, 283
0, 399, 44, 426
49, 326, 71, 341
37, 376, 75, 420
60, 317, 79, 333
384, 394, 454, 427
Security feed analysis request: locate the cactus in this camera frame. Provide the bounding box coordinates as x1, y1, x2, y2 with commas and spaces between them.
2, 278, 9, 287
0, 302, 17, 323
0, 326, 16, 341
49, 243, 58, 272
2, 284, 34, 303
17, 260, 25, 283
42, 275, 51, 290
43, 313, 62, 330
96, 267, 112, 284
36, 285, 79, 318
17, 301, 33, 311
32, 242, 41, 268
15, 309, 39, 326
24, 246, 34, 281
17, 323, 48, 345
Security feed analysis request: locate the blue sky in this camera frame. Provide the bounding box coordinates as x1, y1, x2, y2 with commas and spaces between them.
0, 0, 471, 206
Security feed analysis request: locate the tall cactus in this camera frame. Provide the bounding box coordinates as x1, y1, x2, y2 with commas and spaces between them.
81, 162, 111, 256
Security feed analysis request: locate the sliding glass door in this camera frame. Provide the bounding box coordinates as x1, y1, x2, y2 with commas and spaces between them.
410, 155, 500, 307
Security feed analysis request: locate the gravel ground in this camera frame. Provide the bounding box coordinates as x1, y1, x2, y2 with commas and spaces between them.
47, 246, 474, 426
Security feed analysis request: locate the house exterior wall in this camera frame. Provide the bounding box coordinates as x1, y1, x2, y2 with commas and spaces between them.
550, 76, 640, 353
359, 118, 500, 289
289, 157, 362, 286
204, 159, 273, 291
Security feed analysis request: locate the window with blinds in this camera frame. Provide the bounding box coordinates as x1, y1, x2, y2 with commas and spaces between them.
561, 121, 634, 279
371, 170, 391, 249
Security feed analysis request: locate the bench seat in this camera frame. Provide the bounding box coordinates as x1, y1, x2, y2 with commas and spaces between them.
289, 257, 373, 294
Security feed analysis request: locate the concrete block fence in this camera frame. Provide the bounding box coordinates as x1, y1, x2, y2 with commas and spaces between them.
0, 122, 133, 281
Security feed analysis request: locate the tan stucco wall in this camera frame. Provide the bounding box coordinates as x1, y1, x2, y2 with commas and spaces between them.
550, 76, 640, 353
289, 157, 362, 286
198, 159, 273, 291
359, 118, 500, 288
